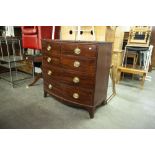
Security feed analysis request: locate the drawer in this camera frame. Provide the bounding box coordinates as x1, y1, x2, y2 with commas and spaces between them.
42, 55, 60, 66
61, 43, 97, 57
62, 84, 93, 106
44, 80, 62, 97
42, 41, 61, 56
61, 55, 96, 74
42, 65, 62, 81
61, 70, 95, 89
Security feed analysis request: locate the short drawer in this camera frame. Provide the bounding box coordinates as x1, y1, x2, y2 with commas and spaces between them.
42, 41, 61, 56
44, 80, 62, 97
61, 69, 95, 89
61, 43, 97, 57
61, 55, 96, 74
42, 65, 62, 81
42, 55, 60, 67
62, 84, 93, 106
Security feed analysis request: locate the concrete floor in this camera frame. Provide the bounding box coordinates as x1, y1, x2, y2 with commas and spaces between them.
0, 71, 155, 129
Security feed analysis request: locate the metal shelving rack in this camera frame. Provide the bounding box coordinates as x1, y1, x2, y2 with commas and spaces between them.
0, 36, 31, 87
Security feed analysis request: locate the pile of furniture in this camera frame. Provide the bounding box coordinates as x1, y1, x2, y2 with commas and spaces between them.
117, 26, 153, 88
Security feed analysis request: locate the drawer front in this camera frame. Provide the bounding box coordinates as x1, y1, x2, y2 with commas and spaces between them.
61, 43, 97, 57
42, 65, 62, 81
44, 80, 62, 97
42, 55, 60, 67
61, 55, 96, 74
42, 41, 61, 56
61, 70, 95, 89
62, 84, 93, 106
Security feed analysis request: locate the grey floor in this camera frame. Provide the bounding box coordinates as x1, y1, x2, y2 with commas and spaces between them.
0, 71, 155, 129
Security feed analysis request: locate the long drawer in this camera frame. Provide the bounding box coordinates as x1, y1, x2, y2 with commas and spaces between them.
61, 42, 97, 57
44, 79, 93, 106
42, 64, 95, 89
61, 55, 96, 74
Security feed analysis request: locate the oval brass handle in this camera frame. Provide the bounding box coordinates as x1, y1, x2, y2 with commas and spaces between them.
73, 61, 80, 68
48, 70, 52, 75
47, 45, 52, 51
47, 57, 51, 63
73, 93, 79, 99
74, 47, 81, 55
48, 84, 53, 89
73, 77, 80, 83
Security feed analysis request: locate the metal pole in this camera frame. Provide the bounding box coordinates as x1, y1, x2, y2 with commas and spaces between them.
12, 40, 18, 79
18, 39, 23, 60
0, 40, 4, 60
6, 38, 14, 87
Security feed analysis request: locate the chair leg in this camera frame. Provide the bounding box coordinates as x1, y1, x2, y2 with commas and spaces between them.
117, 70, 121, 84
28, 73, 42, 86
106, 65, 116, 103
141, 73, 146, 89
111, 66, 116, 94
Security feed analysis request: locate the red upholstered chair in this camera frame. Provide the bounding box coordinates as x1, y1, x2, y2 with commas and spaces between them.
21, 26, 52, 50
21, 26, 57, 86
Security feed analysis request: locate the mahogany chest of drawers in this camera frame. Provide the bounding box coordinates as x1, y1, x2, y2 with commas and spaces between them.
42, 40, 112, 118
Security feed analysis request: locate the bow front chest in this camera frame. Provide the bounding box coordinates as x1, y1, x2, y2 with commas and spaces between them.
42, 40, 112, 118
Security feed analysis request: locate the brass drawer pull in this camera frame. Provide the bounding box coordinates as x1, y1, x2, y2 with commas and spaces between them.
74, 47, 81, 55
47, 45, 52, 51
73, 93, 79, 99
74, 61, 80, 68
48, 84, 53, 89
73, 77, 80, 83
48, 70, 52, 75
47, 57, 51, 63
